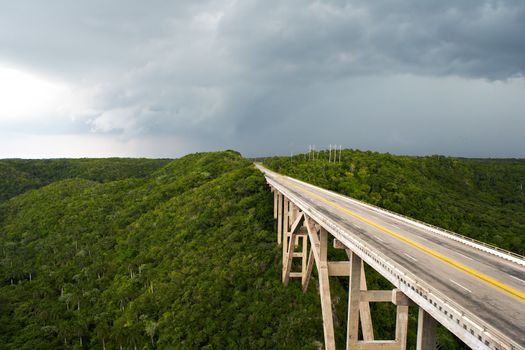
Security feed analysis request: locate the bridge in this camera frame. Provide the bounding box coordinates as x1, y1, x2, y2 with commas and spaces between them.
256, 164, 525, 350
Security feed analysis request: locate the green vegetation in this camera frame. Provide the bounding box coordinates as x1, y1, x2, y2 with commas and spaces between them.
0, 152, 324, 349
0, 158, 171, 202
1, 149, 523, 349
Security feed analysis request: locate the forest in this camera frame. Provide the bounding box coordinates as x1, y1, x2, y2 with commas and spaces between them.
1, 152, 328, 349
0, 158, 171, 202
1, 150, 524, 349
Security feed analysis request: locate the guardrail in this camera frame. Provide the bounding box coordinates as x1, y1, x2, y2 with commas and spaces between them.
283, 173, 525, 267
265, 175, 522, 350
257, 163, 525, 266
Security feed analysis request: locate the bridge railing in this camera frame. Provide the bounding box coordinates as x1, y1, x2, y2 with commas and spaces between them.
281, 172, 525, 266
266, 175, 522, 350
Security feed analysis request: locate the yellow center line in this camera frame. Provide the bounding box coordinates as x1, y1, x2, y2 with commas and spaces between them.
281, 177, 525, 302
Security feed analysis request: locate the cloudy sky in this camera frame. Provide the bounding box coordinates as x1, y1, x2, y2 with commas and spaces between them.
1, 0, 524, 158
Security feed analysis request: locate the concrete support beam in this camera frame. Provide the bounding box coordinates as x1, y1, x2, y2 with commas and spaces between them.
302, 235, 308, 279
359, 263, 374, 341
392, 289, 416, 307
319, 226, 336, 350
283, 231, 297, 286
281, 213, 411, 350
347, 251, 362, 348
289, 213, 305, 237
328, 261, 350, 276
282, 211, 308, 285
273, 190, 277, 219
283, 198, 290, 245
306, 219, 336, 350
360, 291, 392, 302
282, 213, 305, 285
277, 193, 283, 245
346, 251, 412, 350
354, 341, 400, 350
292, 204, 299, 223
395, 305, 409, 349
416, 308, 437, 350
345, 249, 374, 342
302, 247, 315, 292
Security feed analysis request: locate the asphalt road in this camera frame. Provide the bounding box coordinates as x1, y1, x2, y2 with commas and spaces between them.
260, 166, 525, 347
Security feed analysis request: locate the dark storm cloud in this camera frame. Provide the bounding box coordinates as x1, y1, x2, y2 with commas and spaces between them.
220, 0, 525, 80
1, 0, 524, 157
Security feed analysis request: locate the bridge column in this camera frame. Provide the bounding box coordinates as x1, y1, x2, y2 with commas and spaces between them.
318, 227, 336, 350
301, 235, 308, 281
292, 202, 299, 222
347, 251, 360, 348
273, 189, 277, 220
282, 212, 306, 285
305, 220, 336, 350
395, 306, 409, 349
277, 193, 283, 245
346, 250, 410, 350
342, 245, 374, 342
281, 197, 289, 268
416, 308, 437, 350
302, 241, 315, 291
358, 260, 374, 341
283, 197, 290, 243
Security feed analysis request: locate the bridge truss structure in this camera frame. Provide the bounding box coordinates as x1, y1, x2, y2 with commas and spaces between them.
260, 165, 524, 350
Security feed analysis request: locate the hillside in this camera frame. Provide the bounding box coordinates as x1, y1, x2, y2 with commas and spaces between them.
0, 152, 324, 349
0, 158, 171, 202
1, 150, 523, 349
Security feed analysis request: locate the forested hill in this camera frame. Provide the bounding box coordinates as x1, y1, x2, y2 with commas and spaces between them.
0, 152, 325, 349
263, 150, 525, 255
0, 158, 171, 202
2, 150, 523, 349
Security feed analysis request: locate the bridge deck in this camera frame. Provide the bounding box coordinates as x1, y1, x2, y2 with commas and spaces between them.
261, 166, 525, 348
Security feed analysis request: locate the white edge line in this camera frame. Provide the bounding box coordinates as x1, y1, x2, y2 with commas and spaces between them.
404, 253, 418, 262
449, 279, 473, 293
456, 252, 475, 261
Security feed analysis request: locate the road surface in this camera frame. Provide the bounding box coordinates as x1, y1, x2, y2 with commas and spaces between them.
260, 165, 525, 348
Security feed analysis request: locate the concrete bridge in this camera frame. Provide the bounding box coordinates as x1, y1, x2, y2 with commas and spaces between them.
256, 164, 525, 350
